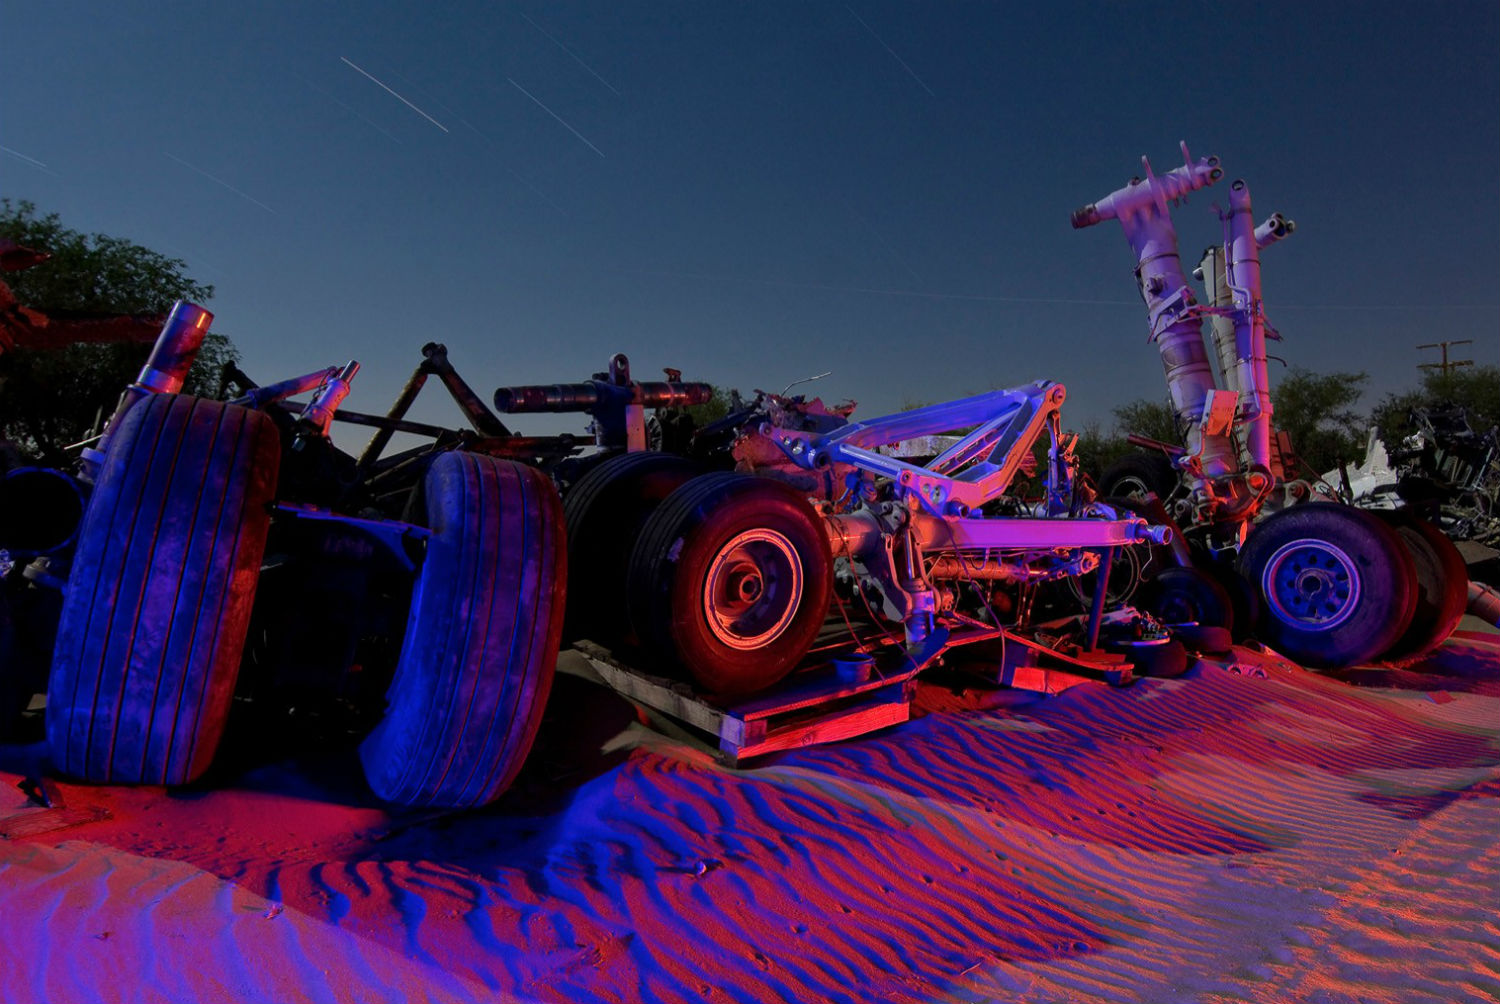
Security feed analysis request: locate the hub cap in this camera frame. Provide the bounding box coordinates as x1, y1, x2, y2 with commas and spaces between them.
702, 529, 803, 650
1261, 539, 1360, 630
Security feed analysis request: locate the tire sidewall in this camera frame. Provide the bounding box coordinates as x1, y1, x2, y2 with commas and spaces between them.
656, 481, 830, 696
1374, 509, 1468, 660
1238, 503, 1415, 667
1145, 566, 1234, 631
1100, 452, 1178, 501
563, 451, 698, 644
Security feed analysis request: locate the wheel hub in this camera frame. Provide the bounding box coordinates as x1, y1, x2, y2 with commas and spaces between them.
1261, 540, 1360, 629
702, 529, 803, 650
726, 565, 763, 603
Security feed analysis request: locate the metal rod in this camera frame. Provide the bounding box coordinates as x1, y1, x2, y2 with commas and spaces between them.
282, 400, 457, 439
356, 361, 432, 472
1084, 547, 1115, 651
422, 343, 511, 438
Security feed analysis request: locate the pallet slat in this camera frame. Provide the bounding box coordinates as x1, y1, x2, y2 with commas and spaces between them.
571, 641, 925, 765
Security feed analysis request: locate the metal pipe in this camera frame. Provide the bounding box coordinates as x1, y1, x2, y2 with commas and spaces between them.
298, 361, 360, 438
356, 358, 432, 472
1225, 180, 1274, 472
1084, 547, 1115, 650
1134, 493, 1194, 567
232, 367, 342, 410
134, 301, 212, 395
494, 380, 713, 413
1069, 145, 1222, 230
925, 555, 1056, 581
83, 301, 213, 479
285, 401, 457, 439
1467, 581, 1500, 626
1253, 212, 1295, 249
1198, 246, 1241, 396
824, 510, 885, 559
1075, 146, 1237, 479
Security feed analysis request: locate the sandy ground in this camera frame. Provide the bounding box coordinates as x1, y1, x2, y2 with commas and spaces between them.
3, 629, 1499, 1004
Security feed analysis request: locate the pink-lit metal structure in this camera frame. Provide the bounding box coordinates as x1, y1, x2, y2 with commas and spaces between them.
1073, 142, 1296, 527
1075, 146, 1467, 670
764, 380, 1171, 648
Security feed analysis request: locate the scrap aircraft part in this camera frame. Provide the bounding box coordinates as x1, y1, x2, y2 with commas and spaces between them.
1219, 180, 1277, 473
1077, 144, 1301, 527
495, 352, 713, 452
1076, 145, 1466, 669
1469, 580, 1500, 627
1072, 143, 1236, 482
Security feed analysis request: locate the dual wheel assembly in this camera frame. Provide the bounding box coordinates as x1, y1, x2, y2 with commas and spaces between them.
1235, 503, 1466, 667
1140, 502, 1467, 669
44, 393, 567, 809
565, 455, 830, 699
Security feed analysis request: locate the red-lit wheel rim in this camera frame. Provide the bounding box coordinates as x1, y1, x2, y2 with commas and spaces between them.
701, 528, 803, 651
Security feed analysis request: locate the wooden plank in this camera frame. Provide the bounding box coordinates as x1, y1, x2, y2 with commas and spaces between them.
734, 628, 949, 721
732, 661, 919, 721
720, 716, 763, 750
568, 641, 921, 765
0, 804, 110, 840
577, 650, 726, 737
723, 684, 914, 763
996, 661, 1099, 695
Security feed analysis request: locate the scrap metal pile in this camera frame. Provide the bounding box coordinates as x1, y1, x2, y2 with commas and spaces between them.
0, 146, 1472, 813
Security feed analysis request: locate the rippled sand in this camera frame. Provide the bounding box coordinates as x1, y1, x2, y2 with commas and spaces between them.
4, 633, 1499, 1003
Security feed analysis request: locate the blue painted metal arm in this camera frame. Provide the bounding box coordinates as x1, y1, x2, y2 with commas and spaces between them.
773, 381, 1066, 515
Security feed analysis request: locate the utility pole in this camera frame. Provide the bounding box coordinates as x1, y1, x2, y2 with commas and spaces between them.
1417, 340, 1474, 377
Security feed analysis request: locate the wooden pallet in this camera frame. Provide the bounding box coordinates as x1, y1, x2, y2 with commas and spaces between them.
0, 776, 111, 840
570, 641, 932, 765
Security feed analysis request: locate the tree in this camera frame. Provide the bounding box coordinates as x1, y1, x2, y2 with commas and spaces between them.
1111, 398, 1180, 446
1071, 397, 1178, 481
1269, 367, 1369, 476
1370, 364, 1500, 448
0, 200, 233, 462
686, 384, 739, 427
1087, 371, 1377, 482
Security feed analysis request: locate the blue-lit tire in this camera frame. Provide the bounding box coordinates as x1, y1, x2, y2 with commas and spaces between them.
1237, 504, 1415, 668
359, 452, 565, 809
47, 394, 279, 784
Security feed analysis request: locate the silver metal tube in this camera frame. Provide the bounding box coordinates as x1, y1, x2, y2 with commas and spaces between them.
1226, 181, 1274, 471
1199, 246, 1241, 395
1253, 212, 1295, 249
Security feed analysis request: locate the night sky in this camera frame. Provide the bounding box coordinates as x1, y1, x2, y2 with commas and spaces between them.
4, 1, 1497, 440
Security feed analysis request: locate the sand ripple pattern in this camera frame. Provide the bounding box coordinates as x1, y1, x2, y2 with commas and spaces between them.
3, 635, 1499, 1002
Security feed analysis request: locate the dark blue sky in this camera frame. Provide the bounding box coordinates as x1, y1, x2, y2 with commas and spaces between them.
5, 1, 1497, 438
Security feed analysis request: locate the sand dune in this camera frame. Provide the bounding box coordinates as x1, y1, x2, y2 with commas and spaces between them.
3, 634, 1499, 1003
